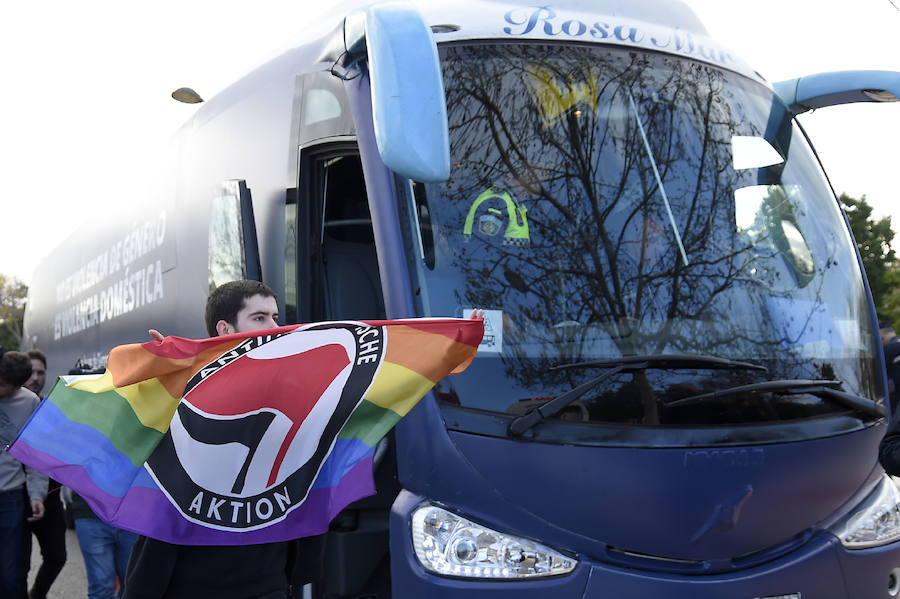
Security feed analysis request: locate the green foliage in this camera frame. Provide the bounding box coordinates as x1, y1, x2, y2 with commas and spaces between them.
0, 274, 28, 351
840, 193, 897, 314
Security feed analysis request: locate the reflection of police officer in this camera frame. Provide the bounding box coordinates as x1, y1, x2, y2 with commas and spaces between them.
463, 189, 529, 246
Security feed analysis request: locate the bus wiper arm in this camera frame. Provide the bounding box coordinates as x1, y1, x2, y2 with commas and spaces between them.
664, 379, 887, 419
816, 386, 888, 418
508, 354, 767, 437
508, 364, 628, 437
628, 92, 689, 267
552, 354, 767, 373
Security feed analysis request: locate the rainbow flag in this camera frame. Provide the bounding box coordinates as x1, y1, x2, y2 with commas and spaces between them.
8, 318, 482, 545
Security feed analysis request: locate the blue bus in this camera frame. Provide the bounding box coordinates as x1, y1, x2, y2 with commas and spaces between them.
24, 1, 900, 597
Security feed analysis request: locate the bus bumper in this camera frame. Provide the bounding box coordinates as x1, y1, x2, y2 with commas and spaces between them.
390, 490, 900, 598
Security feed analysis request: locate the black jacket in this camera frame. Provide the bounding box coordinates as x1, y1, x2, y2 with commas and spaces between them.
880, 413, 900, 476
885, 336, 900, 406
121, 534, 326, 599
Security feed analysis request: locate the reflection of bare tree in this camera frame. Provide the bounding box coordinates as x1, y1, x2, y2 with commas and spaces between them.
429, 45, 865, 423
209, 194, 245, 292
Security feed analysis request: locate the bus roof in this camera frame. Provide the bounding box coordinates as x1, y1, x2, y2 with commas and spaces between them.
299, 0, 760, 82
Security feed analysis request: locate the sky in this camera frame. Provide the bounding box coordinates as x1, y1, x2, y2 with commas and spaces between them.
1, 0, 899, 287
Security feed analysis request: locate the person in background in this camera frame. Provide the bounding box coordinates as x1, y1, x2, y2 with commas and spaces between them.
0, 350, 48, 598
71, 489, 137, 599
878, 321, 900, 475
880, 321, 900, 414
23, 349, 68, 599
23, 350, 46, 399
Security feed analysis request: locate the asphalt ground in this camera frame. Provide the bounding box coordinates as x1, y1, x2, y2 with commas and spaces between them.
28, 528, 89, 599
26, 531, 315, 599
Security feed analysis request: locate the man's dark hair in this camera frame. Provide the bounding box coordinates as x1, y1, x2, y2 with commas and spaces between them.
27, 349, 47, 367
205, 280, 277, 336
0, 351, 33, 387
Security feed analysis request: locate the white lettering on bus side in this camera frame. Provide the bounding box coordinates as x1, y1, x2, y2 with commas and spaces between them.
54, 212, 167, 304
53, 259, 166, 340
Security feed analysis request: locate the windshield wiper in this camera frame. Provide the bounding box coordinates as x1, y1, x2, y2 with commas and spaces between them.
628, 92, 690, 267
664, 379, 886, 419
552, 354, 767, 373
507, 354, 767, 437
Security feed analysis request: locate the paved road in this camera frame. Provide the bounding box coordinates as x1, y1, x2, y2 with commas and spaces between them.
28, 528, 88, 599
27, 530, 314, 599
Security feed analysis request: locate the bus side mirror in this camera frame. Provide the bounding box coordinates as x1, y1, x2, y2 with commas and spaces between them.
774, 70, 900, 115
353, 2, 450, 182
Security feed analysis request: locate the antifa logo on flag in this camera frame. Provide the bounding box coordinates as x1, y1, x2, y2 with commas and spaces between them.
145, 321, 385, 531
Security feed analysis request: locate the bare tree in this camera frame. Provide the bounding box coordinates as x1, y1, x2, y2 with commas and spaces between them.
424, 44, 859, 425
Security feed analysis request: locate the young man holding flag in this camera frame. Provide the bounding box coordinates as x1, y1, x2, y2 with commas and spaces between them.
8, 279, 483, 598
124, 280, 326, 599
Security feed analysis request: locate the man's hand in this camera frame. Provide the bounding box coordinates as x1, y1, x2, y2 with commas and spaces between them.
467, 308, 484, 320
27, 498, 45, 522
148, 329, 165, 342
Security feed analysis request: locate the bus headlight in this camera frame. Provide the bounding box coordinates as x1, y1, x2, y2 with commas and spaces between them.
830, 474, 900, 548
411, 503, 577, 579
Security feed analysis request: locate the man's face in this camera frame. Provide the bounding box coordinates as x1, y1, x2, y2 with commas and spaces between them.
223, 294, 279, 335
25, 359, 46, 397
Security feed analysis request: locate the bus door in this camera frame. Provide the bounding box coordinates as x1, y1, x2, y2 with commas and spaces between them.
285, 72, 394, 599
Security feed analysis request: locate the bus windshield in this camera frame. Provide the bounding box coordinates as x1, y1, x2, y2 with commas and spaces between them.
402, 42, 882, 436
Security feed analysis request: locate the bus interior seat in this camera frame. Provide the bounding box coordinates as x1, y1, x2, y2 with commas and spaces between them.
322, 225, 386, 321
